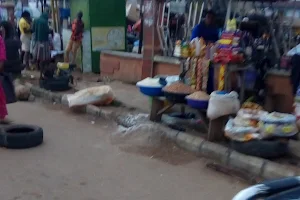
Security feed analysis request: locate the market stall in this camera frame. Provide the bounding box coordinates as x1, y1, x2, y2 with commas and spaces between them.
136, 0, 300, 158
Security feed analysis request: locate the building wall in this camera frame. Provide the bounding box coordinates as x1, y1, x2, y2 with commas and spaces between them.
89, 0, 126, 73
100, 52, 181, 83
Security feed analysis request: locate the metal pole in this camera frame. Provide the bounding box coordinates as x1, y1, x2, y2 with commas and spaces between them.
138, 0, 144, 54
198, 2, 204, 24
55, 0, 59, 32
192, 2, 198, 27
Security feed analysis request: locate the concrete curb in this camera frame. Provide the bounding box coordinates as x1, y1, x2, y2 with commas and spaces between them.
28, 84, 299, 180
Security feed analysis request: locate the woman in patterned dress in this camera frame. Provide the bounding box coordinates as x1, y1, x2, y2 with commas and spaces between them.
32, 12, 51, 76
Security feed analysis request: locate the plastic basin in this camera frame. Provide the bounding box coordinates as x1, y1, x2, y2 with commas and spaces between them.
186, 99, 209, 110
138, 86, 163, 97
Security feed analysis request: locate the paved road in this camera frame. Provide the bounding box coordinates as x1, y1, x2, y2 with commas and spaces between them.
0, 102, 246, 200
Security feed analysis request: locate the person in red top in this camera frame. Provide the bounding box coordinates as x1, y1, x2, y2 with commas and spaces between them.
64, 11, 84, 64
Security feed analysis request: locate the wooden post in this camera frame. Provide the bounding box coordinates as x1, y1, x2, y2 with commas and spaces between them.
54, 0, 59, 32
149, 98, 164, 122
141, 0, 162, 78
50, 0, 56, 32
207, 115, 229, 141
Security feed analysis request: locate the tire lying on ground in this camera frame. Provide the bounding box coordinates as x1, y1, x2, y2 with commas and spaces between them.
40, 76, 70, 91
0, 125, 43, 149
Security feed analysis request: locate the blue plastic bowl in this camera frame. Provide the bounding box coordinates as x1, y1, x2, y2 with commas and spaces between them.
186, 98, 209, 110
216, 91, 227, 95
138, 86, 163, 97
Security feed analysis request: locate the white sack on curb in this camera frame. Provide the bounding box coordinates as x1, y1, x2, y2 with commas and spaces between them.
67, 86, 114, 107
14, 79, 30, 101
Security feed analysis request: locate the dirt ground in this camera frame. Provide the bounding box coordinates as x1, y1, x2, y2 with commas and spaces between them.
0, 101, 246, 200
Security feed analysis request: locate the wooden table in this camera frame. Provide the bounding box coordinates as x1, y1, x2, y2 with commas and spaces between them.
148, 61, 250, 141
149, 97, 228, 142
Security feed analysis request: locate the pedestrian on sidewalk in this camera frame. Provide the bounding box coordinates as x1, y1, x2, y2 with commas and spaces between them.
32, 12, 51, 79
19, 11, 32, 69
64, 11, 84, 64
0, 21, 24, 79
0, 31, 11, 124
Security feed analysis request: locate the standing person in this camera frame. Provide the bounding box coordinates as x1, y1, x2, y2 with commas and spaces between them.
191, 10, 219, 95
0, 21, 23, 79
191, 10, 219, 43
0, 27, 10, 124
65, 11, 84, 64
19, 11, 32, 68
32, 12, 51, 78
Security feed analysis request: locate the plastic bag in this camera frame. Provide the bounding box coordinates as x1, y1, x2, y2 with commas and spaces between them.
225, 119, 260, 142
234, 109, 268, 127
259, 112, 298, 138
190, 37, 201, 56
14, 80, 30, 101
67, 86, 114, 108
226, 18, 237, 31
207, 91, 240, 120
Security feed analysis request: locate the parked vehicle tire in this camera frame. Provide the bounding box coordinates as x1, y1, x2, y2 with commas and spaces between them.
231, 139, 289, 159
266, 186, 300, 200
0, 125, 43, 149
233, 176, 300, 200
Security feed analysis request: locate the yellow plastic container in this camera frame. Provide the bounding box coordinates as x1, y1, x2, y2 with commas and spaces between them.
57, 62, 70, 70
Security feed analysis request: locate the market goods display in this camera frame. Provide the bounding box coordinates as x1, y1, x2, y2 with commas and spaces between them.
196, 59, 202, 90
214, 31, 244, 64
136, 78, 162, 87
190, 58, 197, 89
218, 64, 226, 90
225, 119, 260, 142
173, 40, 182, 57
173, 37, 207, 58
186, 91, 210, 100
259, 112, 298, 138
136, 78, 164, 96
163, 82, 196, 104
234, 109, 268, 128
242, 102, 263, 110
163, 82, 195, 94
201, 59, 210, 91
186, 91, 210, 109
225, 106, 299, 151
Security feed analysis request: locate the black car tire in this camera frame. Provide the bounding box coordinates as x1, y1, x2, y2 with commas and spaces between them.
231, 139, 289, 159
0, 125, 43, 149
266, 186, 300, 200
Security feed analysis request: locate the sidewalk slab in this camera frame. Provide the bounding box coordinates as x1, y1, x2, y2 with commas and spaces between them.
21, 71, 150, 113
27, 83, 300, 180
